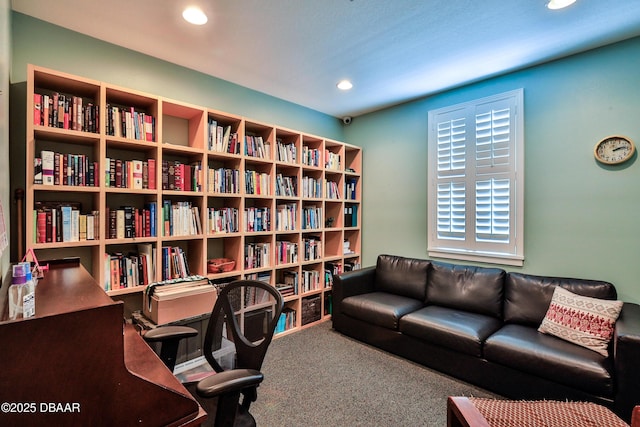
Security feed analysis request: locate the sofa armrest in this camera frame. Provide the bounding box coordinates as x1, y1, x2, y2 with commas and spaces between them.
613, 302, 640, 421
332, 266, 376, 319
334, 266, 376, 300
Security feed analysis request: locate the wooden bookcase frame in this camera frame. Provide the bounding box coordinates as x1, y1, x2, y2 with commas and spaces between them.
25, 64, 362, 334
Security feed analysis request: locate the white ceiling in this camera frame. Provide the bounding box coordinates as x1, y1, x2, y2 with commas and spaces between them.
11, 0, 640, 118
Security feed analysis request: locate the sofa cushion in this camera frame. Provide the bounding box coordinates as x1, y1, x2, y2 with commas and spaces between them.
375, 254, 430, 301
341, 292, 424, 330
538, 286, 622, 357
427, 261, 505, 318
484, 324, 614, 397
399, 306, 503, 357
503, 272, 618, 327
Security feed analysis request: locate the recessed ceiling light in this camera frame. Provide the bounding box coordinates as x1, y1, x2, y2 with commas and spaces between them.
337, 80, 353, 91
183, 6, 208, 25
547, 0, 577, 10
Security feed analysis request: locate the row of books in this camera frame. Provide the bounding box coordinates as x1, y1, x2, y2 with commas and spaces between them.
302, 146, 320, 167
245, 271, 271, 283
276, 241, 298, 265
275, 174, 297, 197
106, 203, 157, 239
105, 104, 155, 141
207, 207, 239, 234
160, 246, 192, 281
104, 244, 155, 291
244, 286, 272, 307
302, 269, 322, 293
276, 140, 297, 163
324, 262, 343, 288
162, 201, 202, 237
301, 176, 322, 198
34, 201, 99, 243
35, 150, 98, 187
245, 242, 270, 269
275, 203, 297, 231
325, 180, 341, 199
325, 150, 341, 170
245, 170, 271, 195
302, 206, 322, 230
162, 160, 204, 192
245, 135, 270, 159
208, 167, 240, 194
303, 237, 322, 261
275, 308, 296, 334
245, 207, 270, 232
105, 158, 156, 189
344, 260, 361, 272
208, 119, 240, 154
33, 92, 98, 133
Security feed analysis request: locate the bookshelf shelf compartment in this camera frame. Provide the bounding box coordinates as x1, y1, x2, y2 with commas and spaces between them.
24, 64, 361, 334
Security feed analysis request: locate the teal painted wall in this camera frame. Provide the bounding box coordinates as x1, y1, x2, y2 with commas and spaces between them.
10, 12, 344, 140
346, 36, 640, 303
10, 12, 640, 302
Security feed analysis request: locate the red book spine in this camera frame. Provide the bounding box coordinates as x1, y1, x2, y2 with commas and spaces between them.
145, 209, 150, 237
33, 93, 42, 125
110, 258, 119, 290
148, 158, 156, 190
184, 164, 192, 192
37, 210, 47, 243
135, 209, 141, 238
175, 163, 184, 191
45, 209, 53, 243
115, 159, 123, 188
145, 115, 153, 141
64, 96, 70, 129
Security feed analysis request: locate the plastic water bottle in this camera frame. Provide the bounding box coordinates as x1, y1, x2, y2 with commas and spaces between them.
8, 263, 36, 320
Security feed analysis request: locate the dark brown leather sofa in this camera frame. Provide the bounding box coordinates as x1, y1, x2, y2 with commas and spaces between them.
332, 254, 640, 421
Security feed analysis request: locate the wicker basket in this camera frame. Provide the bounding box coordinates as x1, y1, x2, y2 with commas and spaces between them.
207, 258, 236, 273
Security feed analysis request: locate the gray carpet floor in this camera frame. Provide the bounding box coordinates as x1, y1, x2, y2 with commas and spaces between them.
251, 320, 498, 426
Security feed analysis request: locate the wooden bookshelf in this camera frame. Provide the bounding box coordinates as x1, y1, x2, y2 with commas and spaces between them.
24, 64, 362, 333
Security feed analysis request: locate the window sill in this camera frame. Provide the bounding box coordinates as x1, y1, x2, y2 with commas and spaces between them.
428, 249, 524, 267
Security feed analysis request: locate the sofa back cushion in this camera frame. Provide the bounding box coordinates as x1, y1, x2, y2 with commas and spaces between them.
374, 254, 430, 301
427, 261, 505, 318
504, 272, 617, 327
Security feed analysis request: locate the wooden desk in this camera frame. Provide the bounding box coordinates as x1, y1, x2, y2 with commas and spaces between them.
0, 260, 206, 426
447, 396, 629, 427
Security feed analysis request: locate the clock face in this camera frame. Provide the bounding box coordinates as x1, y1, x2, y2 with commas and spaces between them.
594, 136, 635, 165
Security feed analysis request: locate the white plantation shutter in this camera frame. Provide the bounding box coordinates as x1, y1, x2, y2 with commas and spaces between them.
428, 89, 524, 266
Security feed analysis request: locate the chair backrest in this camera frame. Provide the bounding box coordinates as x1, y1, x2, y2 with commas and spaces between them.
203, 279, 284, 374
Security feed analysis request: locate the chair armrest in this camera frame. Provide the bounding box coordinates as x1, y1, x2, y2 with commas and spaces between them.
143, 325, 198, 342
196, 369, 264, 398
142, 326, 199, 372
613, 302, 640, 421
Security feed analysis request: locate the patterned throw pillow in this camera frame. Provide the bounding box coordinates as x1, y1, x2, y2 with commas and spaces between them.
538, 286, 623, 357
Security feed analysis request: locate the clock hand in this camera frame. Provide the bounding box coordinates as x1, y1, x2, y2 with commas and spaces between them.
613, 146, 626, 151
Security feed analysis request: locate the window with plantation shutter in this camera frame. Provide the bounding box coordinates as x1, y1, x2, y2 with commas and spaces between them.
427, 89, 524, 266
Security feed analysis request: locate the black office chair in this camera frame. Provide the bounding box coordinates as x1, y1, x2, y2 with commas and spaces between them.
143, 279, 284, 427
